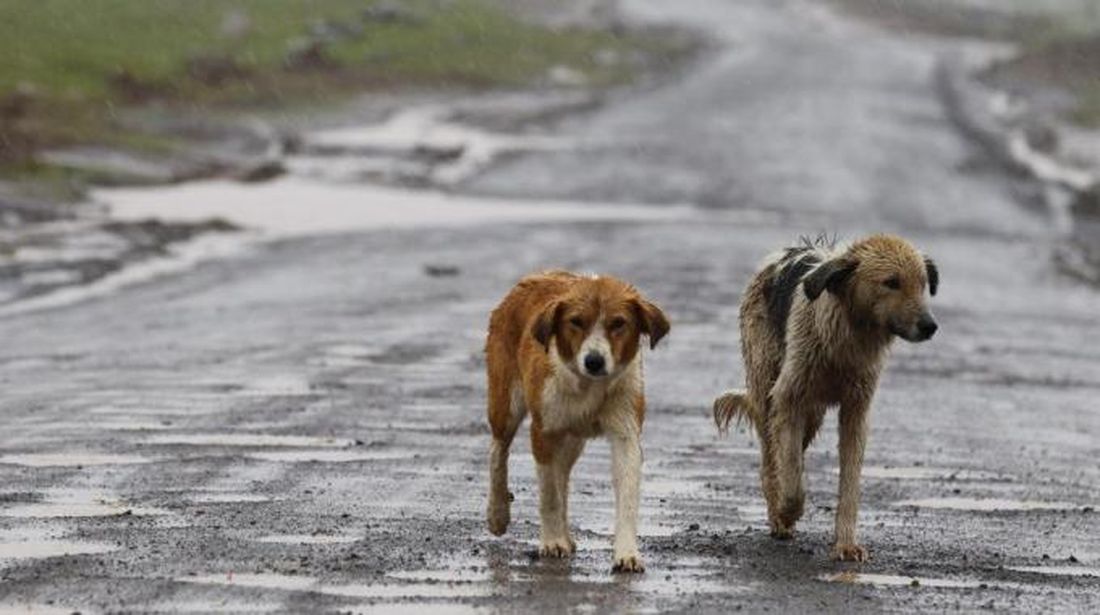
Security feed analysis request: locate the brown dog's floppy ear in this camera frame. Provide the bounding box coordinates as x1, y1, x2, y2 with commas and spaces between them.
803, 257, 858, 301
532, 300, 563, 351
633, 298, 670, 350
924, 257, 939, 296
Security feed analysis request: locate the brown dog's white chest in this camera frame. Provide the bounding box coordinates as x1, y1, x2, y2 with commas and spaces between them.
536, 346, 642, 436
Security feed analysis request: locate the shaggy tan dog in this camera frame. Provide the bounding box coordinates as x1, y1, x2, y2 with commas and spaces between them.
485, 271, 669, 572
714, 234, 939, 561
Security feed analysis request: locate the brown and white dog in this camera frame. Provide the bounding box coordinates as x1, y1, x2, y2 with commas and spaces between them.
713, 234, 939, 562
485, 270, 669, 572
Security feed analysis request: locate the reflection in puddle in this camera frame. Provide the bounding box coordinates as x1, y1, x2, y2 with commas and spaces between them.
247, 450, 414, 463
1008, 565, 1100, 578
0, 452, 156, 467
819, 572, 982, 589
858, 466, 1010, 481
391, 554, 731, 599
893, 497, 1085, 511
179, 573, 495, 599
254, 534, 360, 545
146, 434, 356, 448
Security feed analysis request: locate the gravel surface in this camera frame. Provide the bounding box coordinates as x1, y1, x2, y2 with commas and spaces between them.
1, 0, 1098, 613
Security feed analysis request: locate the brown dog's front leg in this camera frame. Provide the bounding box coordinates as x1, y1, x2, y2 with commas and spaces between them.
834, 400, 869, 562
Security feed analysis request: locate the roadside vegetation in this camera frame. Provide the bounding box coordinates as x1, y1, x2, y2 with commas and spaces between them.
0, 0, 691, 177
828, 0, 1100, 129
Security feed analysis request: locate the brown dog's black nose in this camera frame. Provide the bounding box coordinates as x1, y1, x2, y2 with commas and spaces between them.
584, 352, 606, 375
917, 315, 938, 340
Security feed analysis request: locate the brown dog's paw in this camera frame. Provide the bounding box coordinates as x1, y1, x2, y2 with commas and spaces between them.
612, 551, 645, 573
486, 499, 510, 536
539, 537, 576, 559
832, 542, 869, 562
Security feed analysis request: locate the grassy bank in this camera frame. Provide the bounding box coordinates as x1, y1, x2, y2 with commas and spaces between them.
0, 0, 689, 172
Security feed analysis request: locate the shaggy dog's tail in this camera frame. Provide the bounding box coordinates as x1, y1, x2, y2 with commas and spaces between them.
713, 389, 753, 436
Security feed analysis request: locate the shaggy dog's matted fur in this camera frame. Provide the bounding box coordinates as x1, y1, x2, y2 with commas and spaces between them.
713, 234, 939, 561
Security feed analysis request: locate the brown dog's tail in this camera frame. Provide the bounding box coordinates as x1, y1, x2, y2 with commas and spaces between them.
713, 389, 752, 436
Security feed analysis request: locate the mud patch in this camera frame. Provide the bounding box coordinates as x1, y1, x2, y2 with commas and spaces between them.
368, 343, 445, 365
1008, 565, 1100, 578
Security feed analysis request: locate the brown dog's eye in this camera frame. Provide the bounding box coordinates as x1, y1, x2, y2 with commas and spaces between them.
608, 317, 627, 333
883, 276, 901, 290
569, 317, 585, 329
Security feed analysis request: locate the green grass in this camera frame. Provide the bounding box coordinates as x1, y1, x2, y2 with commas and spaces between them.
0, 0, 688, 167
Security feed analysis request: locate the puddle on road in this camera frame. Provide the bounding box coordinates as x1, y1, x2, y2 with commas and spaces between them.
254, 533, 360, 545
1007, 565, 1100, 578
231, 375, 314, 397
645, 478, 707, 498
189, 493, 273, 504
0, 604, 88, 615
146, 434, 357, 448
87, 401, 225, 417
178, 573, 495, 599
858, 466, 1010, 481
142, 600, 281, 614
0, 233, 249, 318
893, 497, 1087, 511
349, 605, 487, 615
0, 452, 156, 467
34, 418, 173, 432
247, 450, 415, 463
298, 105, 572, 187
0, 540, 117, 563
819, 572, 983, 589
101, 178, 692, 239
1, 491, 171, 518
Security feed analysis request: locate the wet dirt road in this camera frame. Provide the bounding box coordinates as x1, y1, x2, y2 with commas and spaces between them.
2, 0, 1100, 613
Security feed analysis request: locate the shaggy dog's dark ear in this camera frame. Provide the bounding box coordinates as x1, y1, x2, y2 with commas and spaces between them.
924, 257, 939, 296
804, 258, 858, 301
532, 301, 563, 351
632, 298, 670, 350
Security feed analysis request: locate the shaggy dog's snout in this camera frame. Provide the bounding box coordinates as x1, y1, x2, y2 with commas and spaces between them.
915, 312, 938, 341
